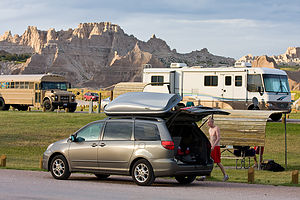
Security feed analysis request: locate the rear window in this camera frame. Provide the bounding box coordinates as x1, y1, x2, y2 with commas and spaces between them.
134, 122, 160, 141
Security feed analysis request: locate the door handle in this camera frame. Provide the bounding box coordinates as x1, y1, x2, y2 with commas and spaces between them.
91, 143, 98, 147
99, 143, 106, 147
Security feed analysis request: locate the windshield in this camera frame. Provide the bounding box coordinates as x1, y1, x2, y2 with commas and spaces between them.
41, 82, 68, 91
263, 74, 290, 93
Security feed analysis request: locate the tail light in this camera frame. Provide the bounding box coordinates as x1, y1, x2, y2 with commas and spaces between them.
161, 141, 174, 150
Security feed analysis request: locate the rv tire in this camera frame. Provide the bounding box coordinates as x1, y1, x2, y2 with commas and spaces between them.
270, 113, 282, 122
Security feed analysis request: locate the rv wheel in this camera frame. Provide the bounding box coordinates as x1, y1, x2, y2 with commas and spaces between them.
270, 113, 282, 122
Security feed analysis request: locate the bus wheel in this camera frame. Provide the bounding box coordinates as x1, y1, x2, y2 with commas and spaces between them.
0, 98, 10, 111
68, 106, 76, 113
43, 99, 54, 111
270, 113, 282, 122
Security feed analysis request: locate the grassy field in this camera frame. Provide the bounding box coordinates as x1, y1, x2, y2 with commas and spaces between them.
0, 111, 299, 186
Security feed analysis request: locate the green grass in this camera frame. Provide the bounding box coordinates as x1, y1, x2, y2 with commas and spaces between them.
0, 111, 299, 186
0, 111, 105, 169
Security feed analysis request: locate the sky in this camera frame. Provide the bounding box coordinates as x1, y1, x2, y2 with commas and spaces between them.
0, 0, 300, 59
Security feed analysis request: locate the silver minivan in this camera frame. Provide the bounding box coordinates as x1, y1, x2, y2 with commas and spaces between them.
43, 92, 228, 185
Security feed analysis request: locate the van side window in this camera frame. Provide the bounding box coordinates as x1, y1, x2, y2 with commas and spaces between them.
225, 76, 232, 86
103, 121, 133, 140
135, 122, 160, 141
235, 76, 242, 87
76, 122, 103, 141
151, 76, 164, 86
204, 76, 218, 86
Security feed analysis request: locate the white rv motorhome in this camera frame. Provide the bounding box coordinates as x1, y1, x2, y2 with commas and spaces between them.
143, 63, 291, 121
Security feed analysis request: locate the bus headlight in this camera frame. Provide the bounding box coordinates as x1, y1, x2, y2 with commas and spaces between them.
55, 95, 58, 101
71, 96, 75, 101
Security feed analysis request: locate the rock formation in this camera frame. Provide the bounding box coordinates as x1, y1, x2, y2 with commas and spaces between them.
0, 22, 235, 88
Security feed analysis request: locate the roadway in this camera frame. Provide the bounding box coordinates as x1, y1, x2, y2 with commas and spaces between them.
0, 169, 299, 200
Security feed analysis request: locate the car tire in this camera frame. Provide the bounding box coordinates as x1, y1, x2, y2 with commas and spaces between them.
94, 174, 110, 179
175, 175, 196, 184
131, 159, 155, 186
43, 99, 55, 111
50, 155, 71, 180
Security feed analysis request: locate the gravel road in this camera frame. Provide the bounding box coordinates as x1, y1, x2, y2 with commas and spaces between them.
0, 169, 299, 200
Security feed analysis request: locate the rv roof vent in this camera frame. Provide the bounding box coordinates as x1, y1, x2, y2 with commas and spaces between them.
170, 63, 187, 68
234, 61, 251, 68
143, 64, 152, 68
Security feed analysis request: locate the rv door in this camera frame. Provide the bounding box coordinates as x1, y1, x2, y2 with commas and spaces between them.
221, 74, 234, 100
169, 71, 175, 94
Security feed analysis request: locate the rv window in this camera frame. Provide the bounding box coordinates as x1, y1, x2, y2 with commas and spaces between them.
151, 76, 164, 86
235, 76, 242, 87
204, 76, 218, 86
225, 76, 232, 86
247, 75, 263, 92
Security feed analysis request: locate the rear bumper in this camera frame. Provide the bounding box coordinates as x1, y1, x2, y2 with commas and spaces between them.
151, 158, 213, 177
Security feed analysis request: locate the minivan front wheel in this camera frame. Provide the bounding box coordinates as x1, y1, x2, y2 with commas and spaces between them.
132, 159, 155, 186
50, 155, 71, 180
175, 175, 196, 184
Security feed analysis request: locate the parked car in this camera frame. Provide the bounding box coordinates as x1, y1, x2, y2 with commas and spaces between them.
83, 92, 99, 101
43, 92, 228, 186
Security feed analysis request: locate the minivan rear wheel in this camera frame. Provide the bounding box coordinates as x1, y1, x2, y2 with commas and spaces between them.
132, 159, 155, 186
50, 155, 71, 180
175, 175, 196, 184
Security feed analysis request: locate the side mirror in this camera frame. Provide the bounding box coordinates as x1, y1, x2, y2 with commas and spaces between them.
258, 86, 264, 96
77, 92, 80, 95
70, 135, 76, 142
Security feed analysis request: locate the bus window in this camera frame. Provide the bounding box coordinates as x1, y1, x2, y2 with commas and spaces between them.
20, 82, 25, 89
15, 82, 20, 88
11, 82, 14, 88
25, 82, 29, 89
29, 82, 34, 89
35, 83, 41, 90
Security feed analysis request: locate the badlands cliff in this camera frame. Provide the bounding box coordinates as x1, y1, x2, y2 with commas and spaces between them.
0, 22, 235, 88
